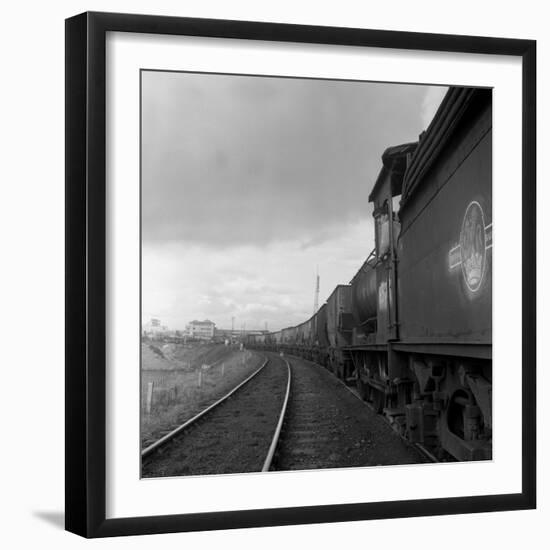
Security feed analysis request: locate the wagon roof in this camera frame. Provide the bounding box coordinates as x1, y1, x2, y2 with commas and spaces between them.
326, 284, 352, 301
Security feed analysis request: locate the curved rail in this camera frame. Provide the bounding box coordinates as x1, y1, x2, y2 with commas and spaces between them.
261, 358, 292, 472
142, 356, 269, 459
283, 354, 442, 463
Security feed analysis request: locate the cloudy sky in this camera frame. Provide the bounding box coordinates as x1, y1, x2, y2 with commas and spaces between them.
141, 70, 447, 332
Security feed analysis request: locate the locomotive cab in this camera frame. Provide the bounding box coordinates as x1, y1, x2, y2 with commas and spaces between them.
350, 142, 416, 348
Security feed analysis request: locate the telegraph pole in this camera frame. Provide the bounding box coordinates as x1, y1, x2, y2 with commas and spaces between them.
231, 316, 235, 344
313, 266, 320, 315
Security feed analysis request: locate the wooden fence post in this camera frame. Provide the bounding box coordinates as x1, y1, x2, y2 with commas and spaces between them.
146, 382, 154, 414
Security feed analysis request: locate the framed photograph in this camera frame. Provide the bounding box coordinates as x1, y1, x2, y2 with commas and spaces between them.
65, 11, 536, 538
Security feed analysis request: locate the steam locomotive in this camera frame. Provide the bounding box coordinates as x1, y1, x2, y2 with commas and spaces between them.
248, 87, 492, 462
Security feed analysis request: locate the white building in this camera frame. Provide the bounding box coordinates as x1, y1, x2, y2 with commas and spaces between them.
185, 319, 216, 340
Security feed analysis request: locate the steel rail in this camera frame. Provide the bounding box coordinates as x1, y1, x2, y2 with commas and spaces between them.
142, 356, 269, 459
261, 358, 292, 472
414, 443, 440, 463
283, 354, 442, 463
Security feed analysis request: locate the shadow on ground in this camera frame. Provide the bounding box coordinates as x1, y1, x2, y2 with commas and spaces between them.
33, 511, 64, 529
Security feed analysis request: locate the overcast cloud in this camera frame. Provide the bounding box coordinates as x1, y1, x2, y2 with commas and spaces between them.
141, 71, 447, 331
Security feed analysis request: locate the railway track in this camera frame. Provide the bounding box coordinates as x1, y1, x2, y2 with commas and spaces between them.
287, 355, 442, 464
268, 353, 427, 471
142, 352, 427, 478
142, 355, 291, 477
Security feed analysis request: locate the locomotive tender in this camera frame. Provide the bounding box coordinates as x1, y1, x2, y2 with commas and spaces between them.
248, 87, 492, 462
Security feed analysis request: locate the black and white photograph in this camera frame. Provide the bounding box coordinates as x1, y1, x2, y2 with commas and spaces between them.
0, 0, 539, 544
139, 71, 493, 478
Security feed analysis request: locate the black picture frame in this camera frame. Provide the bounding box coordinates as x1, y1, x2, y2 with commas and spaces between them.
65, 11, 536, 538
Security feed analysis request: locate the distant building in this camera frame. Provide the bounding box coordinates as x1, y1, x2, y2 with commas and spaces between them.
142, 317, 167, 338
185, 319, 216, 340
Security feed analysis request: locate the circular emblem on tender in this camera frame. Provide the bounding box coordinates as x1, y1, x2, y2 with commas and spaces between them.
460, 201, 486, 292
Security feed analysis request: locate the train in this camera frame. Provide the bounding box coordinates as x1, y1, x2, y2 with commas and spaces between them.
247, 87, 492, 462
